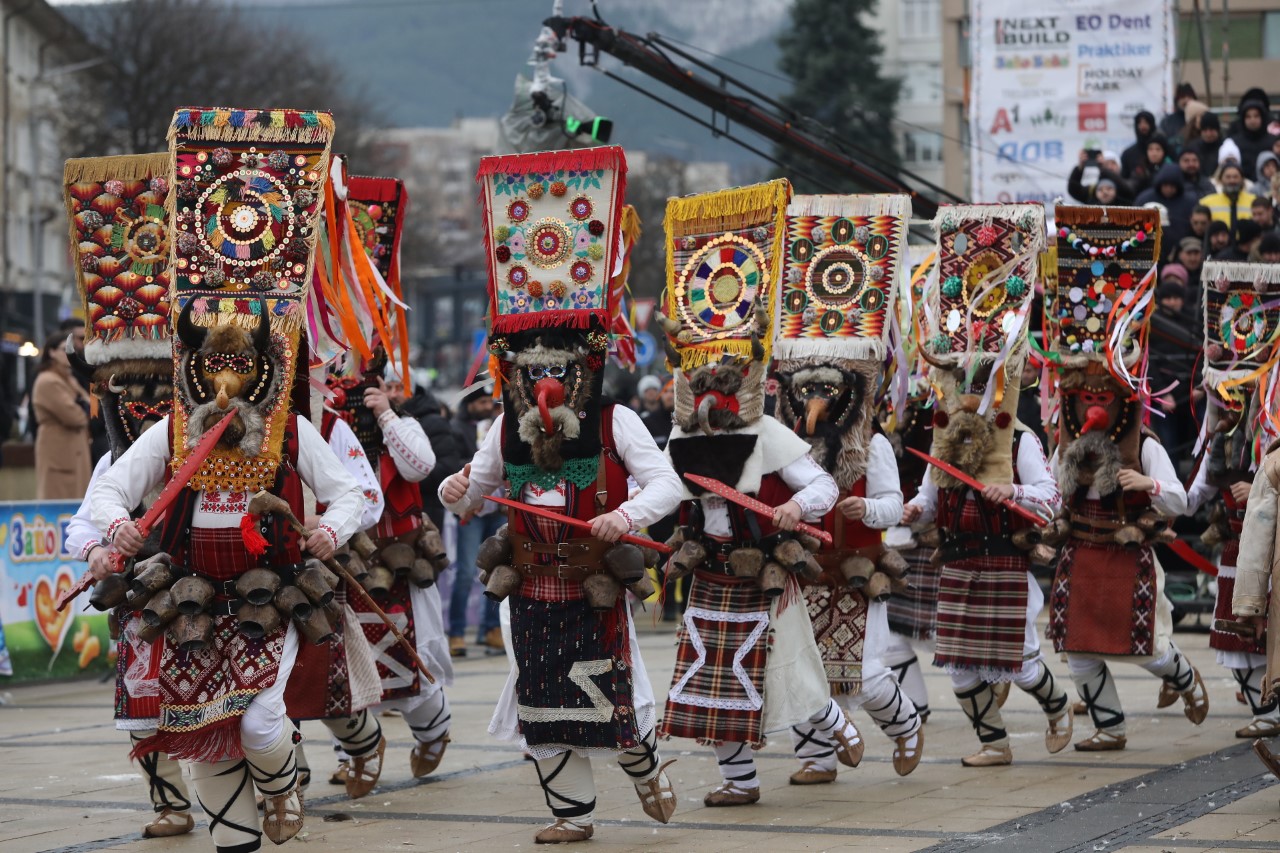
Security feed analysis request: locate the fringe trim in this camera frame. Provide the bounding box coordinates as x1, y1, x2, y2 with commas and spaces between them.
347, 174, 403, 203
1202, 260, 1280, 289
475, 145, 625, 180
84, 338, 172, 366
491, 309, 608, 336
1054, 204, 1159, 229
786, 193, 910, 220
168, 107, 335, 144
63, 152, 169, 185
176, 294, 305, 337
774, 338, 886, 362
664, 179, 791, 235
676, 338, 757, 371
130, 717, 244, 763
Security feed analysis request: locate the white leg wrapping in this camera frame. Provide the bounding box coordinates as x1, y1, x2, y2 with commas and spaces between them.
131, 730, 192, 813
713, 742, 760, 789
189, 758, 261, 853
534, 750, 597, 823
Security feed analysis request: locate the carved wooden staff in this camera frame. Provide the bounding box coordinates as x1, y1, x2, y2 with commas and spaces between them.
247, 491, 434, 683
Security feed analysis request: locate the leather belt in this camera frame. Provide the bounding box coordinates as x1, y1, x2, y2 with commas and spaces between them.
508, 533, 609, 581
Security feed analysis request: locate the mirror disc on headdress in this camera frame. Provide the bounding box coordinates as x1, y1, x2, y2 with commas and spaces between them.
679, 236, 765, 332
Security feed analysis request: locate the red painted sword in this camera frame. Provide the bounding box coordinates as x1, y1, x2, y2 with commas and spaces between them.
482, 494, 673, 553
681, 472, 834, 545
57, 410, 239, 611
906, 446, 1050, 527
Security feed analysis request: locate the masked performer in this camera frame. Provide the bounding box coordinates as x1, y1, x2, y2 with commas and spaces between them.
1044, 204, 1206, 752
439, 147, 682, 845
653, 180, 856, 806
1187, 262, 1280, 736
61, 153, 194, 838
88, 107, 366, 853
771, 195, 924, 781
903, 203, 1073, 767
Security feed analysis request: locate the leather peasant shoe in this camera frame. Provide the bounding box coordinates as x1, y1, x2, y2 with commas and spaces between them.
1045, 705, 1074, 755
703, 782, 761, 806
961, 745, 1012, 767
789, 761, 837, 785
1074, 730, 1126, 752
261, 789, 304, 845
142, 808, 195, 838
634, 759, 678, 823
410, 735, 450, 778
534, 819, 594, 844
892, 727, 924, 776
344, 735, 386, 799
1181, 669, 1210, 725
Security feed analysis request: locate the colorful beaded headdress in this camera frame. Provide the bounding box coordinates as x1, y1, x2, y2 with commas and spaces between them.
774, 194, 908, 363
1200, 260, 1280, 460
64, 153, 173, 366
662, 179, 791, 371
476, 146, 628, 341
168, 106, 334, 492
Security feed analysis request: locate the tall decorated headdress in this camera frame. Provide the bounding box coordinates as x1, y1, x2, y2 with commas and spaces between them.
771, 194, 910, 488
64, 153, 175, 458
1047, 205, 1161, 485
1199, 261, 1280, 479
476, 146, 628, 487
918, 203, 1044, 486
656, 179, 791, 435
168, 106, 334, 493
311, 161, 414, 451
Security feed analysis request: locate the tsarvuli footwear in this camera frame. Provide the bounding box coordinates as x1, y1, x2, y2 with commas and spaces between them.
344, 735, 386, 799
142, 807, 195, 838
1074, 730, 1126, 752
534, 819, 594, 844
633, 758, 678, 823
261, 789, 304, 845
892, 727, 924, 776
1045, 705, 1074, 754
703, 782, 761, 806
410, 735, 450, 778
789, 761, 837, 785
961, 745, 1012, 767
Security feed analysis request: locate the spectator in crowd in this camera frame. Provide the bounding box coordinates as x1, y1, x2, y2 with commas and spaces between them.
1068, 150, 1133, 204
1137, 162, 1196, 246
1251, 196, 1277, 234
1218, 139, 1244, 173
1178, 149, 1215, 196
32, 332, 92, 500
1254, 152, 1280, 196
447, 384, 504, 657
1128, 135, 1173, 197
1016, 357, 1048, 452
1214, 220, 1262, 261
1121, 110, 1159, 178
1229, 93, 1276, 180
1207, 220, 1233, 255
1160, 83, 1199, 143
1189, 204, 1212, 241
1259, 232, 1280, 263
1147, 275, 1202, 462
1201, 163, 1256, 228
1187, 111, 1224, 176
1173, 236, 1206, 296
636, 374, 673, 451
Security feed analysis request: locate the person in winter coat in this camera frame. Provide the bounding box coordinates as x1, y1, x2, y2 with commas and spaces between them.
1179, 149, 1216, 197
1122, 111, 1159, 178
1067, 150, 1134, 204
1127, 134, 1173, 197
1187, 112, 1224, 177
1202, 163, 1257, 228
1160, 83, 1199, 144
1254, 152, 1280, 197
1137, 162, 1198, 247
32, 332, 92, 499
1229, 97, 1276, 181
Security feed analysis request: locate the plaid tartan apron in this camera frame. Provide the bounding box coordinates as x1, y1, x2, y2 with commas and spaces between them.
886, 545, 942, 640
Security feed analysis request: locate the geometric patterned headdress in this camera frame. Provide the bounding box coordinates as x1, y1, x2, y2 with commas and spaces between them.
774, 193, 909, 363
167, 106, 335, 493
662, 179, 791, 370
64, 153, 173, 366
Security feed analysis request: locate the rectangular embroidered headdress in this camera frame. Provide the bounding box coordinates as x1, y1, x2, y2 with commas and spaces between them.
775, 194, 909, 362
663, 179, 791, 370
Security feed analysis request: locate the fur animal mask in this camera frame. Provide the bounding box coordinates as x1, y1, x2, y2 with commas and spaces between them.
1057, 366, 1142, 470
175, 299, 280, 453
93, 359, 174, 459
773, 358, 875, 489
928, 361, 1021, 488
674, 358, 767, 435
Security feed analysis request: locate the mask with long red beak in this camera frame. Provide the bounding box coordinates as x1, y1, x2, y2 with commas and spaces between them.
772, 359, 873, 490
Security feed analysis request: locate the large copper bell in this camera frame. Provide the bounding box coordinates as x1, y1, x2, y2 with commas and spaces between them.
136, 619, 164, 643
839, 555, 876, 588
141, 589, 179, 628
759, 561, 787, 597
916, 527, 942, 549
773, 539, 821, 581
90, 573, 130, 611
864, 571, 893, 602
1113, 525, 1144, 550
1011, 529, 1042, 550
238, 602, 283, 639
409, 558, 437, 589
668, 540, 707, 579
418, 518, 450, 572
347, 532, 378, 580
381, 542, 417, 576
476, 526, 513, 574
171, 576, 216, 615
877, 549, 909, 579
483, 565, 522, 601
295, 607, 336, 644
172, 612, 214, 652
1136, 512, 1168, 537
274, 585, 313, 620
602, 544, 646, 583
1041, 517, 1072, 547
296, 564, 336, 607
728, 547, 764, 578
235, 568, 281, 606
129, 554, 176, 599
361, 566, 396, 598
337, 549, 370, 583
583, 572, 622, 610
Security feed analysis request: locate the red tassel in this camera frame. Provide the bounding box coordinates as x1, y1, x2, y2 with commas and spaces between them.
240, 513, 269, 556
475, 146, 626, 181
775, 573, 800, 616
132, 717, 244, 763
491, 309, 608, 335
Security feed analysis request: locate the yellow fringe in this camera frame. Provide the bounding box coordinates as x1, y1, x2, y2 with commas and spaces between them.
63, 152, 169, 185
166, 113, 335, 146
663, 179, 791, 367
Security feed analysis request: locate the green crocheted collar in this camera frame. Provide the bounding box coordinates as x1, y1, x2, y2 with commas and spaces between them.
504, 456, 600, 494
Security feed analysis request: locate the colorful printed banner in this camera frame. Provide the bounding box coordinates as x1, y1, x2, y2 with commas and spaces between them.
0, 501, 112, 682
969, 0, 1173, 206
